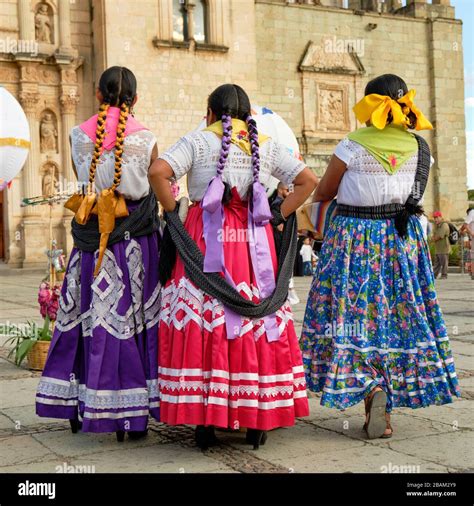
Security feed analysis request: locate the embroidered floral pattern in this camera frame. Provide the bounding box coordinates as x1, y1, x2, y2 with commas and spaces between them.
301, 215, 461, 412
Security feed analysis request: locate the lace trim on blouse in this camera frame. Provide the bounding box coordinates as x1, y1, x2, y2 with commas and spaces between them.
160, 131, 306, 201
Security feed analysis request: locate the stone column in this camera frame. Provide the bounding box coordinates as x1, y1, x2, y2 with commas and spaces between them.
18, 92, 41, 217
207, 0, 226, 46
59, 65, 80, 257
186, 0, 196, 42
427, 20, 467, 220
59, 93, 79, 190
19, 86, 46, 266
157, 0, 173, 40
58, 0, 72, 52
432, 0, 450, 4
18, 0, 34, 41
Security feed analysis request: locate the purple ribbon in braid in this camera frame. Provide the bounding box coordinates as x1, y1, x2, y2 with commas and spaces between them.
201, 114, 243, 339
246, 115, 280, 343
200, 113, 279, 342
201, 113, 232, 273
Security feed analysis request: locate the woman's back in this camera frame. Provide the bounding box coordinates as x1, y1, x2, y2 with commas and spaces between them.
335, 138, 420, 207
71, 125, 156, 201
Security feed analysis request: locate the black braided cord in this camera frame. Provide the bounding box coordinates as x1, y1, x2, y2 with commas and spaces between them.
163, 209, 298, 318
71, 191, 160, 252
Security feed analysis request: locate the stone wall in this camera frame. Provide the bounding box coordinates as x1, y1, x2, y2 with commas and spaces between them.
93, 0, 259, 152
0, 0, 94, 266
0, 0, 468, 266
254, 0, 467, 220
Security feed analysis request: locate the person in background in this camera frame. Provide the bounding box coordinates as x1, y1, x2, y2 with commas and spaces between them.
269, 181, 291, 205
269, 182, 290, 253
460, 207, 474, 280
294, 230, 309, 276
432, 210, 451, 279
300, 237, 316, 276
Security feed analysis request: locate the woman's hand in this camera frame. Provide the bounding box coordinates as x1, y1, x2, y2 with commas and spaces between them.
312, 155, 347, 203
148, 158, 177, 212
280, 167, 318, 219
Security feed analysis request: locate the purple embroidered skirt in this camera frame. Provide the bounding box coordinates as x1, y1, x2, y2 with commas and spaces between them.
36, 203, 161, 433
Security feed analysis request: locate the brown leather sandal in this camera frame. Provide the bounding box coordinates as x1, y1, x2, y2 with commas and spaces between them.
363, 389, 387, 439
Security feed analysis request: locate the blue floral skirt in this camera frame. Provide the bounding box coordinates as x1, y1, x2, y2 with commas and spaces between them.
301, 215, 461, 412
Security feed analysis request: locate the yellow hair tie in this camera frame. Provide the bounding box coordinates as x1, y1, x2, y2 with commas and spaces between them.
353, 89, 433, 131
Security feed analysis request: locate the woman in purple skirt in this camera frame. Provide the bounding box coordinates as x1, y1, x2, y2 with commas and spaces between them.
35, 67, 161, 441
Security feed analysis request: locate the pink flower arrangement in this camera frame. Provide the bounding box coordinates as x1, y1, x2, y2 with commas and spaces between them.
38, 282, 51, 318
47, 286, 61, 321
38, 282, 61, 322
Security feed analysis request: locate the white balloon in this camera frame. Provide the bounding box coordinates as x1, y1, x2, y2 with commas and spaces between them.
0, 86, 30, 187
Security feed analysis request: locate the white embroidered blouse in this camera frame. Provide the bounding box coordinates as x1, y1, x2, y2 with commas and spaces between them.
334, 138, 434, 207
159, 130, 306, 201
71, 126, 157, 201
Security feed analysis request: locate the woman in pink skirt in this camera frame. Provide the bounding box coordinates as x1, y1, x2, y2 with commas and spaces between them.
149, 84, 317, 449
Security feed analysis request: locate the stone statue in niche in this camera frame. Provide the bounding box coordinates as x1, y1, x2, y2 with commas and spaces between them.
35, 3, 53, 44
319, 88, 345, 130
41, 163, 58, 197
40, 112, 58, 153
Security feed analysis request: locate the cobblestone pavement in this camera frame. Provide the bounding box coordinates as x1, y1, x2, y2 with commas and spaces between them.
0, 268, 473, 473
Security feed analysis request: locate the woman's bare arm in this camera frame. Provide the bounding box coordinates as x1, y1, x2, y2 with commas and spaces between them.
69, 135, 78, 180
148, 158, 176, 212
312, 155, 347, 202
280, 167, 318, 219
150, 143, 158, 164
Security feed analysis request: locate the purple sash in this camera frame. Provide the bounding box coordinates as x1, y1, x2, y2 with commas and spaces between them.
201, 175, 280, 342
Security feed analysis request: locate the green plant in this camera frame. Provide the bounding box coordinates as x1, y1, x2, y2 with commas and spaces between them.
449, 244, 460, 266
4, 317, 52, 366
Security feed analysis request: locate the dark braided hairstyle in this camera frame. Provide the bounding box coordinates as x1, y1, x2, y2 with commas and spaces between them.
247, 116, 260, 183
208, 84, 260, 202
87, 66, 137, 189
88, 102, 109, 190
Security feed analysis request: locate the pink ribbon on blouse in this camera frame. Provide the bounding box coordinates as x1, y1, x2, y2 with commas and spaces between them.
79, 106, 148, 151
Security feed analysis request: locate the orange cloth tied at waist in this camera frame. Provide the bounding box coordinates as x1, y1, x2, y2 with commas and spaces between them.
64, 189, 129, 276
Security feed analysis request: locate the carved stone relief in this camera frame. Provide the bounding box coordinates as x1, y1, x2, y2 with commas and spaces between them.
40, 110, 58, 153
299, 40, 364, 142
41, 161, 59, 197
35, 3, 54, 44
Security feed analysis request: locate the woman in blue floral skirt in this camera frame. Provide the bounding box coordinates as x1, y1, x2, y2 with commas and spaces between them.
301, 74, 461, 439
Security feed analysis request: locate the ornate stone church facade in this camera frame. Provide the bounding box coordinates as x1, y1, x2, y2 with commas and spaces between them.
0, 0, 467, 266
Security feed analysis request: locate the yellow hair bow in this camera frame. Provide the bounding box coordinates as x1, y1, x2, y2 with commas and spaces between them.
353, 89, 433, 131
64, 189, 129, 277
